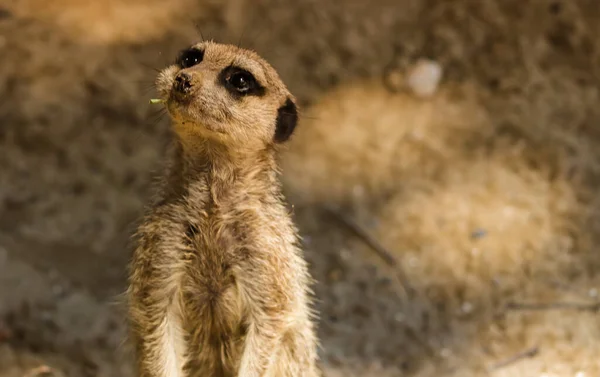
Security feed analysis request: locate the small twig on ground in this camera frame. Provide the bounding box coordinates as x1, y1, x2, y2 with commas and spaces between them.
322, 205, 415, 297
488, 346, 539, 371
323, 205, 395, 264
506, 301, 600, 312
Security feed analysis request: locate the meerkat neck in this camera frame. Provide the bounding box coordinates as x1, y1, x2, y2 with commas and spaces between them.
163, 132, 280, 203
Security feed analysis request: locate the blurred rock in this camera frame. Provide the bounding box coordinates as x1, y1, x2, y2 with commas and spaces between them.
406, 59, 443, 98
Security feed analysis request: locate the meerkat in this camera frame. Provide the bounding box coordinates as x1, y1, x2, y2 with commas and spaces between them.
126, 41, 321, 377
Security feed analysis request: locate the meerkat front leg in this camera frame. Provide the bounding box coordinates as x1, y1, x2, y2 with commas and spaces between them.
237, 314, 285, 377
129, 289, 187, 377
236, 255, 316, 377
237, 299, 319, 377
128, 240, 188, 377
240, 320, 321, 377
235, 260, 291, 377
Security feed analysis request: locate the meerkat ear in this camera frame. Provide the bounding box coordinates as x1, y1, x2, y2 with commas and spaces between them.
274, 98, 298, 143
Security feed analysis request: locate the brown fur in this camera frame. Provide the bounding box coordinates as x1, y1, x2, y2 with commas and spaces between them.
126, 41, 320, 377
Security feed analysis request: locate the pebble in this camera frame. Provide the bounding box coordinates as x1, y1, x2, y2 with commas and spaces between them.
471, 228, 488, 240
461, 302, 474, 314
339, 248, 352, 261
406, 59, 443, 98
394, 312, 405, 322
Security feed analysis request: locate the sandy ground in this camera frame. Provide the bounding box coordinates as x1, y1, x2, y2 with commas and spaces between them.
1, 0, 600, 376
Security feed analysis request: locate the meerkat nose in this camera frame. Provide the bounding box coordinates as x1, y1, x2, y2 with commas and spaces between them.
174, 72, 193, 94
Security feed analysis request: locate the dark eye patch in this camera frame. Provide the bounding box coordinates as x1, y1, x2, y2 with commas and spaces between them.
176, 47, 204, 69
218, 66, 265, 98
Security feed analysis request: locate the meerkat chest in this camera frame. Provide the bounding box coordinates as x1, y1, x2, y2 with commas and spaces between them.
177, 208, 251, 325
170, 185, 274, 329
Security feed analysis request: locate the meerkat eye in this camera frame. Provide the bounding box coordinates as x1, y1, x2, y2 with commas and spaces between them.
177, 48, 204, 69
228, 71, 256, 93
220, 66, 265, 97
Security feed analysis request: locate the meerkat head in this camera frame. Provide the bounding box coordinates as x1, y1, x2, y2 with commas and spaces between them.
155, 41, 298, 148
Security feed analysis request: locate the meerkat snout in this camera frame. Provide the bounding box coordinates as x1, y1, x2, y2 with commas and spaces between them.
173, 72, 193, 95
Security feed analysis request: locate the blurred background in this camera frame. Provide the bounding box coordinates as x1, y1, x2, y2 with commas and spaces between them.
1, 0, 600, 376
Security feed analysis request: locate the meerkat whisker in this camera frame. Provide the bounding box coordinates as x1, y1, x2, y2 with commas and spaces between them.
140, 62, 162, 74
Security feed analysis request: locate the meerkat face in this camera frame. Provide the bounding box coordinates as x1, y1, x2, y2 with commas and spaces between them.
156, 41, 298, 146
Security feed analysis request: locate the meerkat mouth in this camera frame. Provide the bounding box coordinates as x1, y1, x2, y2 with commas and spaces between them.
160, 99, 225, 137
